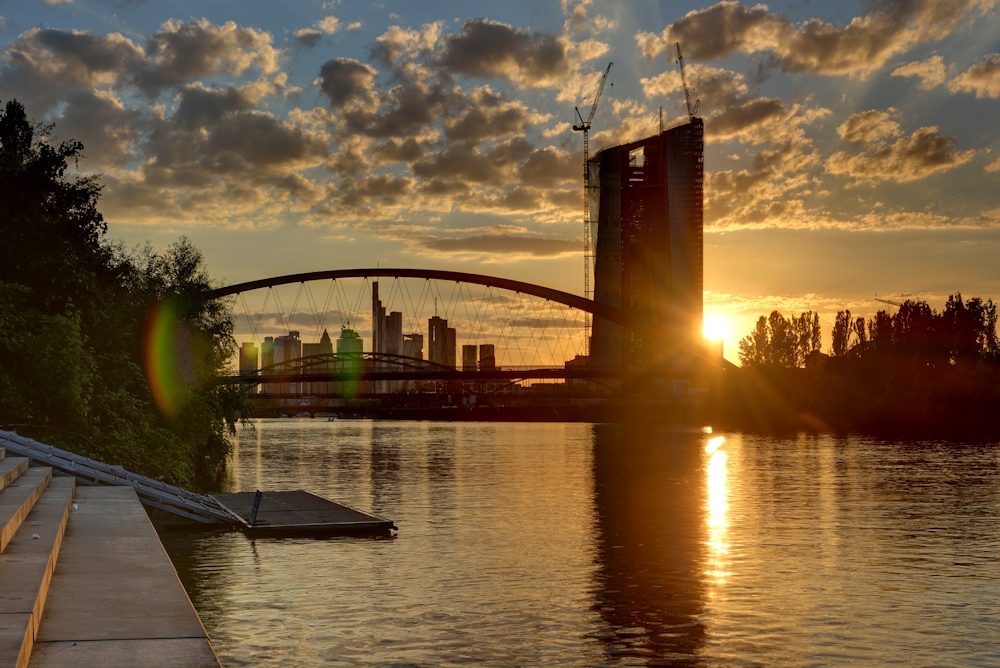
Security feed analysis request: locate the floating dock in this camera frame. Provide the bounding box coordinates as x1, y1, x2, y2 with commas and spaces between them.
212, 491, 396, 536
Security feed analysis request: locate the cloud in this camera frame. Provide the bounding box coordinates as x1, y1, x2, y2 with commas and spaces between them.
1, 28, 144, 93
637, 0, 996, 76
347, 22, 363, 31
293, 29, 323, 48
827, 126, 975, 181
317, 16, 340, 35
443, 86, 547, 142
316, 57, 378, 109
370, 23, 442, 65
836, 109, 901, 144
948, 53, 1000, 98
419, 233, 578, 257
440, 19, 570, 87
411, 143, 502, 183
641, 65, 792, 142
43, 0, 73, 4
519, 147, 578, 187
891, 54, 946, 89
562, 0, 618, 34
133, 19, 280, 95
985, 156, 1000, 172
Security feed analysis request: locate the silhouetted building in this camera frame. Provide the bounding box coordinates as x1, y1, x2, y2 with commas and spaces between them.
403, 333, 423, 360
302, 329, 334, 394
462, 345, 478, 371
239, 342, 258, 395
479, 344, 496, 370
590, 118, 704, 368
261, 336, 275, 394
428, 316, 457, 368
273, 331, 302, 394
336, 326, 365, 396
372, 282, 405, 392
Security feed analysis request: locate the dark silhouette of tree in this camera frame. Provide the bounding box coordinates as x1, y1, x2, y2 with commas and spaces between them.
738, 310, 821, 368
0, 99, 243, 488
831, 310, 852, 356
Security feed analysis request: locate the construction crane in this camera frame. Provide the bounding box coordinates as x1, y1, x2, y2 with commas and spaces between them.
874, 293, 914, 308
573, 61, 612, 356
675, 43, 699, 121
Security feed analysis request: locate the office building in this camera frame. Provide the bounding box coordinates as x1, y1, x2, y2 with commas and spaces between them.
590, 118, 704, 367
402, 333, 423, 360
479, 344, 496, 371
462, 345, 478, 371
428, 316, 457, 368
239, 342, 258, 395
261, 336, 275, 394
273, 330, 302, 394
302, 329, 333, 395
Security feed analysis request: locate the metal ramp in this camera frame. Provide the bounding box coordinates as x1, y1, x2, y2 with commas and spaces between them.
0, 429, 245, 526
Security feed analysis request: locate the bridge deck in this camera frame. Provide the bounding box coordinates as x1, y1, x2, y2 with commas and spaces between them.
212, 491, 395, 536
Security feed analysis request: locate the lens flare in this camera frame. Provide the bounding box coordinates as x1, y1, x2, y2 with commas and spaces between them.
144, 299, 196, 418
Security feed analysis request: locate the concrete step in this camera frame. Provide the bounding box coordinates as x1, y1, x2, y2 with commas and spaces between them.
0, 469, 52, 554
0, 457, 29, 495
29, 486, 220, 668
0, 477, 75, 668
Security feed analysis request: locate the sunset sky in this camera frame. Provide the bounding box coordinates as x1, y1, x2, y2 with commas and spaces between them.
4, 0, 1000, 362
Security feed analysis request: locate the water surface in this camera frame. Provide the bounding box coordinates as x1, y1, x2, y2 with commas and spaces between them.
161, 420, 1000, 666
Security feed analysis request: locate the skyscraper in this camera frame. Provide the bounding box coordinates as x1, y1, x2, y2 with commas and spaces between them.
590, 118, 704, 368
273, 331, 302, 394
478, 344, 496, 370
239, 342, 258, 395
428, 315, 456, 368
462, 345, 478, 371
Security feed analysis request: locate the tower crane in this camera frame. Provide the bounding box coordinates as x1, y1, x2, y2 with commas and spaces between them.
573, 61, 612, 355
675, 43, 699, 121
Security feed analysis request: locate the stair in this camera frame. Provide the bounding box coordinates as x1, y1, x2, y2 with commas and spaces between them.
0, 442, 64, 668
0, 447, 219, 667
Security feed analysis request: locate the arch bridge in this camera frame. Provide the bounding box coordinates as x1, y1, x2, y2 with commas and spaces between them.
211, 268, 705, 400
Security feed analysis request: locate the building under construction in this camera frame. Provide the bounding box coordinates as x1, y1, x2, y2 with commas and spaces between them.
589, 117, 704, 368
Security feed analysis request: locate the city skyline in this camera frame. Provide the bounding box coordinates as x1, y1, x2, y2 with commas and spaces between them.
2, 1, 999, 362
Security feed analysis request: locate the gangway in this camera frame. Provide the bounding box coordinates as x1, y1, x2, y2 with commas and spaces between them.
0, 428, 244, 525
0, 428, 395, 534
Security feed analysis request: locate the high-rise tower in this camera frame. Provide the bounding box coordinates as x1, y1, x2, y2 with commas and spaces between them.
590, 118, 704, 368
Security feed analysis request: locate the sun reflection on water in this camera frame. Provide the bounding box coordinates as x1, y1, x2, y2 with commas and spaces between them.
706, 436, 729, 588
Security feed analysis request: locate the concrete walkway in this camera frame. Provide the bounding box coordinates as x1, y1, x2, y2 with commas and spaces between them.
28, 487, 220, 667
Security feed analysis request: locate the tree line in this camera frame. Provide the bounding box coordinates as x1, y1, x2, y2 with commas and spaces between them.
739, 296, 998, 368
726, 295, 1000, 437
0, 99, 243, 488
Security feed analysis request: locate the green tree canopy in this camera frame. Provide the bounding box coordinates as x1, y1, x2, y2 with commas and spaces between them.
0, 99, 244, 489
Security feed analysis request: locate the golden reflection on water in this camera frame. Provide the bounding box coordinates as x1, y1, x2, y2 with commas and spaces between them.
706, 436, 729, 588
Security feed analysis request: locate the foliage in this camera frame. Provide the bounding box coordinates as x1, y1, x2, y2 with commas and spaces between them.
738, 310, 821, 368
829, 295, 998, 365
0, 99, 245, 490
722, 295, 1000, 438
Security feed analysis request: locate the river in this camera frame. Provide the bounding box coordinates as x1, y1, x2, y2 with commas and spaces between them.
159, 420, 1000, 666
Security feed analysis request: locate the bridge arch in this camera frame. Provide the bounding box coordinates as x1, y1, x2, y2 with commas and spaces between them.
207, 268, 627, 326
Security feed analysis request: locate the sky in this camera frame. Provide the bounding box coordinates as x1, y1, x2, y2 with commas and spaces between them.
3, 0, 1000, 362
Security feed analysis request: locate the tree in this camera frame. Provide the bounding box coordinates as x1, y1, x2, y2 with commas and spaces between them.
0, 99, 243, 489
738, 310, 822, 368
831, 310, 852, 356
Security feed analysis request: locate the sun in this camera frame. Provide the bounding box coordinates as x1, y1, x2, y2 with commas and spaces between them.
703, 315, 729, 341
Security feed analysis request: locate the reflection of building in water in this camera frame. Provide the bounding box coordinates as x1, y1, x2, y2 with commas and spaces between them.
591, 424, 707, 662
590, 119, 704, 368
